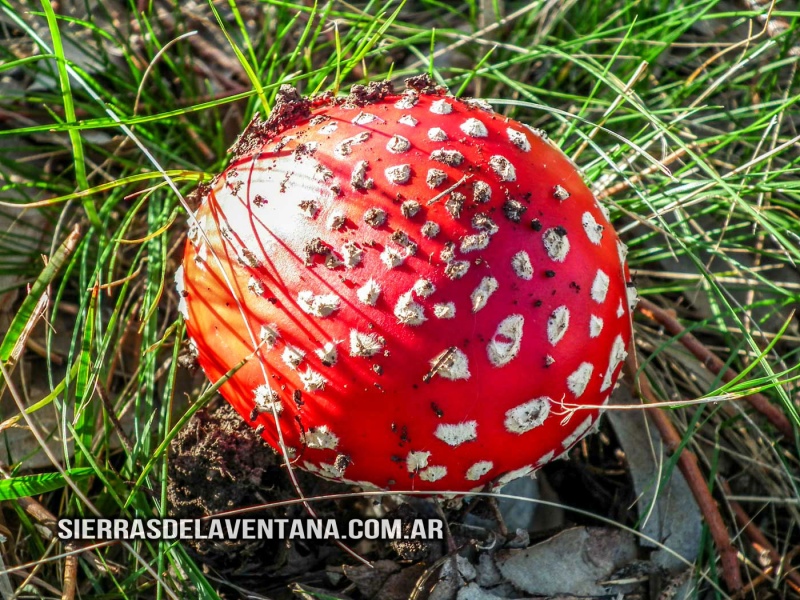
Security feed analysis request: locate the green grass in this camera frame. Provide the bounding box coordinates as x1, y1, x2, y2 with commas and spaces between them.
0, 0, 798, 597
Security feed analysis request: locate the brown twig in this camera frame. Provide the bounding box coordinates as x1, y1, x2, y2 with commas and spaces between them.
719, 479, 800, 592
61, 554, 78, 600
625, 354, 743, 591
636, 297, 795, 440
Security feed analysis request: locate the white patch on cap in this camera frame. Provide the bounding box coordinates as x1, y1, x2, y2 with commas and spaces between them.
386, 134, 411, 154
419, 465, 447, 482
385, 164, 411, 185
536, 451, 555, 466
430, 99, 452, 114
327, 211, 346, 230
247, 277, 265, 296
406, 451, 431, 472
430, 348, 471, 380
561, 416, 593, 449
356, 278, 381, 306
430, 149, 465, 166
617, 300, 625, 318
421, 221, 440, 238
299, 199, 320, 218
601, 334, 627, 392
319, 122, 338, 135
591, 270, 610, 303
394, 291, 427, 326
444, 260, 471, 280
473, 180, 492, 203
349, 330, 384, 357
582, 212, 604, 245
487, 314, 524, 367
547, 305, 570, 345
299, 367, 327, 391
617, 240, 629, 265
341, 242, 363, 269
465, 98, 494, 112
350, 160, 373, 190
426, 168, 448, 189
413, 278, 436, 298
506, 127, 531, 152
460, 232, 490, 253
254, 385, 282, 414
433, 302, 456, 319
465, 461, 493, 481
259, 324, 280, 349
626, 285, 639, 311
380, 246, 407, 269
511, 251, 533, 280
314, 342, 338, 366
303, 425, 339, 450
318, 462, 345, 479
567, 362, 594, 398
297, 290, 341, 317
428, 127, 448, 141
175, 266, 189, 320
334, 132, 370, 159
553, 185, 570, 201
488, 155, 516, 182
495, 465, 534, 487
589, 315, 604, 338
281, 345, 305, 369
505, 397, 551, 434
352, 111, 378, 125
398, 114, 418, 127
543, 228, 570, 262
435, 421, 478, 447
460, 117, 488, 137
395, 94, 418, 110
471, 277, 499, 312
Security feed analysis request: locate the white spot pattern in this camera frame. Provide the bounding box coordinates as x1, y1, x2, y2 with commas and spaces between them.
394, 291, 427, 326
488, 155, 516, 181
466, 461, 493, 481
430, 348, 471, 380
511, 251, 533, 280
406, 451, 430, 472
487, 314, 524, 367
460, 117, 488, 137
304, 425, 339, 450
591, 270, 610, 303
398, 114, 418, 127
299, 367, 327, 391
543, 228, 570, 262
352, 111, 378, 125
428, 127, 448, 141
297, 290, 341, 317
281, 345, 305, 369
386, 134, 411, 153
259, 324, 280, 349
426, 168, 447, 188
589, 315, 604, 338
349, 330, 384, 357
419, 466, 447, 482
433, 302, 456, 319
600, 334, 627, 392
471, 277, 499, 312
547, 306, 570, 346
314, 342, 338, 366
505, 398, 551, 434
506, 127, 531, 152
356, 278, 381, 306
430, 99, 452, 114
460, 232, 490, 253
495, 465, 534, 487
413, 278, 436, 298
536, 451, 555, 466
567, 362, 593, 398
435, 421, 478, 447
385, 164, 411, 184
380, 246, 407, 269
254, 385, 282, 414
582, 212, 603, 245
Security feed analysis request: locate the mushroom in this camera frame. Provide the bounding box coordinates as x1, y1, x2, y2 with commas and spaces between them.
177, 77, 635, 492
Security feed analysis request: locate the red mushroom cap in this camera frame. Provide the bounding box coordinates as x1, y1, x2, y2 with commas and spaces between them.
177, 79, 635, 492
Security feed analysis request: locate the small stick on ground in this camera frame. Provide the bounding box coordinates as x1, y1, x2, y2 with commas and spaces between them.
62, 554, 78, 600
625, 354, 743, 592
719, 479, 800, 592
636, 297, 794, 440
